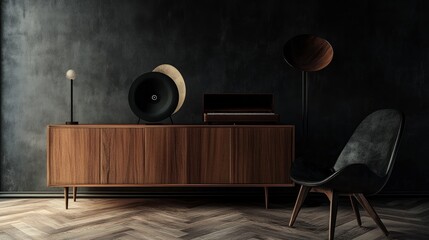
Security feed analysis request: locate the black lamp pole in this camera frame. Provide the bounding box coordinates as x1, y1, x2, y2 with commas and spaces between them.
70, 80, 74, 122
302, 71, 309, 149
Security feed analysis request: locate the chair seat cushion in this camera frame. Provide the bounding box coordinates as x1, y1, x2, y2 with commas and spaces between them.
291, 156, 335, 184
292, 158, 386, 194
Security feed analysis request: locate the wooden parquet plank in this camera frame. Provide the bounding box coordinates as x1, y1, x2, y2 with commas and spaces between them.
0, 198, 428, 239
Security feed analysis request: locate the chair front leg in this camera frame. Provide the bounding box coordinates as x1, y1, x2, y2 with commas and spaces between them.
326, 190, 339, 240
289, 185, 311, 227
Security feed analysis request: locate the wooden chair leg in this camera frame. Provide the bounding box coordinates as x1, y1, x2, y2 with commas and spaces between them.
354, 194, 389, 236
64, 187, 69, 209
289, 185, 311, 227
326, 191, 339, 240
350, 195, 362, 226
73, 187, 77, 202
264, 187, 269, 209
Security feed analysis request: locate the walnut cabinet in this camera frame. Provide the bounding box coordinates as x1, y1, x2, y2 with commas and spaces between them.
47, 125, 294, 208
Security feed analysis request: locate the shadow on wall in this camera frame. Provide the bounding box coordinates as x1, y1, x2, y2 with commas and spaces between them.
0, 0, 428, 194
0, 0, 3, 189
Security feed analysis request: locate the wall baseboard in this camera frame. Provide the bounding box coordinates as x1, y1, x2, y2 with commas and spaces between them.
0, 191, 282, 198
1, 191, 428, 198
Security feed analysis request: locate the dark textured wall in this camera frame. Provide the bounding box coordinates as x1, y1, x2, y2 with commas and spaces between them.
1, 0, 428, 193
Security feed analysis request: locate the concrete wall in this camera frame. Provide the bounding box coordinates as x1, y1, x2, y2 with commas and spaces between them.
1, 0, 428, 193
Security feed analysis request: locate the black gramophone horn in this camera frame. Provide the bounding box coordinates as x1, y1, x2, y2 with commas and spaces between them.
128, 72, 179, 122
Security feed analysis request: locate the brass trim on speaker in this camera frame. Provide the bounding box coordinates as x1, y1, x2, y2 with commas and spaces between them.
153, 64, 186, 114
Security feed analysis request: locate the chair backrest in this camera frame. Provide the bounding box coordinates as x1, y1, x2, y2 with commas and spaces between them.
333, 109, 404, 177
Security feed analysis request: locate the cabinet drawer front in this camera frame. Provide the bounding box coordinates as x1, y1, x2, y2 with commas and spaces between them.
232, 127, 294, 184
48, 128, 100, 185
187, 128, 231, 184
144, 128, 187, 184
101, 128, 145, 184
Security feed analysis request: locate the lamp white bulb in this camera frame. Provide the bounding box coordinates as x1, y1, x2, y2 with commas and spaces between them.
66, 69, 76, 80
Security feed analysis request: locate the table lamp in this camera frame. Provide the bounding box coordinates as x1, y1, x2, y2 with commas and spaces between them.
65, 69, 78, 125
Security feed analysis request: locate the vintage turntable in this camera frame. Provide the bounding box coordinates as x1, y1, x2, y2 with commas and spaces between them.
203, 93, 279, 124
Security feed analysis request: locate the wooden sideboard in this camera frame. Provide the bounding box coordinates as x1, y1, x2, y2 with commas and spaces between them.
47, 125, 295, 208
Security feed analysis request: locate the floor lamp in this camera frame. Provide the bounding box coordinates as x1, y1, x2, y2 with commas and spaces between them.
283, 34, 334, 151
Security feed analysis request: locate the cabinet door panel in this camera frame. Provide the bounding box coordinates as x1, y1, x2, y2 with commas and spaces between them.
188, 128, 231, 184
144, 128, 187, 184
232, 127, 293, 184
48, 128, 100, 185
101, 128, 145, 184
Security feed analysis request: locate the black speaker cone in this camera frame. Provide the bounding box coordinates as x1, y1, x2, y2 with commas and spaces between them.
128, 72, 179, 122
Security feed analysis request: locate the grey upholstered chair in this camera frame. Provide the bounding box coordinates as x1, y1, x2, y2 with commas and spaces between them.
289, 109, 404, 240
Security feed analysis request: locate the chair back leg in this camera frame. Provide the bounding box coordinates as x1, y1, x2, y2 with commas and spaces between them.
289, 185, 311, 227
354, 194, 389, 236
349, 195, 362, 226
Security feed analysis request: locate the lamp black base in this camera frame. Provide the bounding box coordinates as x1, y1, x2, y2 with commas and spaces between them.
66, 121, 79, 125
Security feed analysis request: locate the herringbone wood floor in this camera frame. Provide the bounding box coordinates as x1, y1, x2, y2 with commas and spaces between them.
0, 197, 428, 239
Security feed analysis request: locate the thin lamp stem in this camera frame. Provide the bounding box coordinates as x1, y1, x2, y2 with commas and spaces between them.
302, 71, 308, 151
71, 80, 73, 123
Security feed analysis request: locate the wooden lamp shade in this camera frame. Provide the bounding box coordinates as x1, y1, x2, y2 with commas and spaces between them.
283, 34, 333, 72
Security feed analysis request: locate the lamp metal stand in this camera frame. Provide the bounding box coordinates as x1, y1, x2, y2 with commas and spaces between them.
66, 80, 78, 125
302, 71, 308, 150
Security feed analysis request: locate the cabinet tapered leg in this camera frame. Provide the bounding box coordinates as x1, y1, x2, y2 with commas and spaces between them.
64, 187, 69, 209
264, 187, 269, 209
73, 187, 77, 202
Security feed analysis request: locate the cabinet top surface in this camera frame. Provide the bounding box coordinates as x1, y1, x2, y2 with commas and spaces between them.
48, 124, 294, 128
